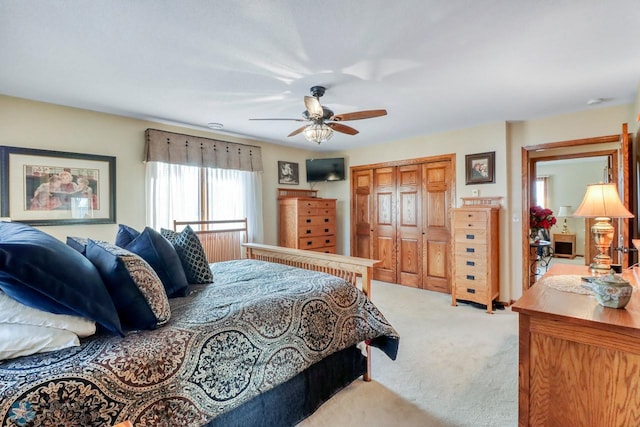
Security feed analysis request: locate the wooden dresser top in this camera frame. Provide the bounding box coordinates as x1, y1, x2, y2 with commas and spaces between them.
512, 264, 640, 333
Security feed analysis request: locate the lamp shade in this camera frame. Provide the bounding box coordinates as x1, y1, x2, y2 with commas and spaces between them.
573, 183, 634, 219
303, 123, 333, 144
557, 205, 572, 217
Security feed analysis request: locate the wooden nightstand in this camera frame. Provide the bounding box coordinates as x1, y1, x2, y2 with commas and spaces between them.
552, 233, 576, 259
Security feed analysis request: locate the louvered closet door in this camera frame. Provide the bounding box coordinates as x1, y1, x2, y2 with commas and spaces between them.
396, 164, 422, 287
421, 160, 452, 293
351, 169, 373, 259
372, 167, 397, 282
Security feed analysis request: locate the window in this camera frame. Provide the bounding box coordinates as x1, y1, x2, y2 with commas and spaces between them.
535, 176, 549, 209
145, 162, 263, 243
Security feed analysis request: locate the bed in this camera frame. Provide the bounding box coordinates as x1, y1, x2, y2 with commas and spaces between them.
0, 220, 399, 426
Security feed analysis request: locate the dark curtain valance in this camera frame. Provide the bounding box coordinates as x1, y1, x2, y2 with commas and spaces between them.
145, 129, 263, 172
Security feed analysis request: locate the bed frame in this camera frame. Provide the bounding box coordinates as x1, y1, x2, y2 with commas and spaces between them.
174, 219, 381, 381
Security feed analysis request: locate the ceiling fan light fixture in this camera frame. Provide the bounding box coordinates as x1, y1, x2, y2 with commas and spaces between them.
303, 123, 333, 144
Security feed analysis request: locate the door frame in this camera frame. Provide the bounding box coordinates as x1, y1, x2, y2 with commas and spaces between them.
521, 127, 631, 292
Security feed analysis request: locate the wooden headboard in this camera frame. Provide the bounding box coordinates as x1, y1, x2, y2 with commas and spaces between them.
173, 218, 247, 263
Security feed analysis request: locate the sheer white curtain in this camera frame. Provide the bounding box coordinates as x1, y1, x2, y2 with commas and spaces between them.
203, 168, 263, 243
145, 162, 264, 243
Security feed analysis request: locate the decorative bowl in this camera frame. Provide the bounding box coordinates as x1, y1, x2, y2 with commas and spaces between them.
591, 274, 633, 309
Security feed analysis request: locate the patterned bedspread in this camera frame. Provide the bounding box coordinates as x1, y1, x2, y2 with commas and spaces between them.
0, 259, 399, 426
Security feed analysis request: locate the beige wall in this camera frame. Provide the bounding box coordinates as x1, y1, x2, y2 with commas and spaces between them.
2, 94, 638, 303
0, 95, 316, 246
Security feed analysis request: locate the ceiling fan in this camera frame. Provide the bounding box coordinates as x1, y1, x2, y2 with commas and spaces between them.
250, 86, 387, 143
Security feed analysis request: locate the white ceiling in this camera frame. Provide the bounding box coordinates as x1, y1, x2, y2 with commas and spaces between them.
1, 1, 639, 152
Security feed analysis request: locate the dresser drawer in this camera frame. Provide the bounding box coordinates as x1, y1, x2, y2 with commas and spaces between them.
453, 210, 488, 229
299, 235, 336, 249
455, 259, 488, 277
454, 242, 486, 256
454, 229, 487, 244
309, 246, 336, 254
454, 283, 488, 302
298, 207, 335, 216
298, 215, 335, 226
298, 224, 335, 237
298, 199, 336, 210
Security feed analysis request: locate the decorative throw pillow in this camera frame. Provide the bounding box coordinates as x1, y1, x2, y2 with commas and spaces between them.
86, 240, 171, 331
123, 227, 189, 297
0, 323, 80, 361
161, 226, 214, 284
0, 222, 122, 336
0, 290, 96, 338
115, 224, 140, 248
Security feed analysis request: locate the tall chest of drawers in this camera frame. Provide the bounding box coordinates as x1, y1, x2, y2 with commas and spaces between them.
278, 197, 337, 253
451, 200, 500, 313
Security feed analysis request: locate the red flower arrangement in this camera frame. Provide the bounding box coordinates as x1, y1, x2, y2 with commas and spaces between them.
529, 205, 557, 230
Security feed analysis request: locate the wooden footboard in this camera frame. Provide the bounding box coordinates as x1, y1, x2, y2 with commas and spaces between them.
242, 243, 380, 299
243, 243, 381, 381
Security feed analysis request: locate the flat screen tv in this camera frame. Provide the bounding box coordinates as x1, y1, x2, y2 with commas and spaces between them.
306, 158, 346, 182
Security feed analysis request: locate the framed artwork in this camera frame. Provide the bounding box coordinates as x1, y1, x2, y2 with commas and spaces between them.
465, 151, 495, 185
278, 161, 299, 185
0, 146, 116, 225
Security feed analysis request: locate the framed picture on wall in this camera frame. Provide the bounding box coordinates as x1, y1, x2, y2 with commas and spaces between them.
465, 151, 495, 185
0, 146, 116, 225
278, 161, 299, 185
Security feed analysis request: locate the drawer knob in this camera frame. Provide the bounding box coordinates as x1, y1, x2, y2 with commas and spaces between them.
466, 288, 476, 294
306, 241, 313, 246
466, 275, 475, 280
324, 218, 329, 222
306, 219, 311, 223
466, 261, 475, 266
466, 248, 475, 253
466, 234, 475, 239
324, 228, 329, 232
325, 239, 330, 243
306, 230, 311, 234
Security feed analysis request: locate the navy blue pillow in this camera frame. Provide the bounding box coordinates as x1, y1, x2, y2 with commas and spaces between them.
0, 222, 122, 335
66, 236, 89, 255
86, 240, 171, 331
115, 224, 140, 248
124, 227, 189, 297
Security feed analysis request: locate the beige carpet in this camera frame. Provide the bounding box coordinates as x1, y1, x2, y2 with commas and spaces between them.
298, 280, 518, 427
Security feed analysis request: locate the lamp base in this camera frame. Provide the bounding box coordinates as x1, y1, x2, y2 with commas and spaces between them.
589, 217, 615, 275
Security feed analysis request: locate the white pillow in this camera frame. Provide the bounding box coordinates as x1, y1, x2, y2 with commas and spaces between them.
0, 323, 80, 361
0, 291, 96, 337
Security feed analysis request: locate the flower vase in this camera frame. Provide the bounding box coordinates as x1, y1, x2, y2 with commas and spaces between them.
529, 228, 539, 244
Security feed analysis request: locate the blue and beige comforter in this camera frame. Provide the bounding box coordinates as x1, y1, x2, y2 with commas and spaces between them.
0, 259, 399, 426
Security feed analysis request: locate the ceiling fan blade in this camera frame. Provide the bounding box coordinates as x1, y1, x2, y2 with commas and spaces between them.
331, 109, 387, 122
249, 118, 307, 122
327, 122, 359, 135
287, 125, 307, 137
304, 96, 324, 119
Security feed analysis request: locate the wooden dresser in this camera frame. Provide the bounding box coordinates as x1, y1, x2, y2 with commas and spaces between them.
277, 188, 337, 254
451, 197, 500, 313
512, 264, 640, 426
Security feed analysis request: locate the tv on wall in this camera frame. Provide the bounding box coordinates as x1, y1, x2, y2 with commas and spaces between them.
305, 158, 346, 182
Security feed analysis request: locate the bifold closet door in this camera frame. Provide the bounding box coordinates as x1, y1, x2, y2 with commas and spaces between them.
396, 164, 422, 287
372, 167, 397, 282
351, 169, 373, 260
421, 161, 452, 293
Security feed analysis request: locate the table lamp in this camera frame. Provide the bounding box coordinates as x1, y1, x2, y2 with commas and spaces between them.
557, 205, 572, 233
573, 183, 633, 274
